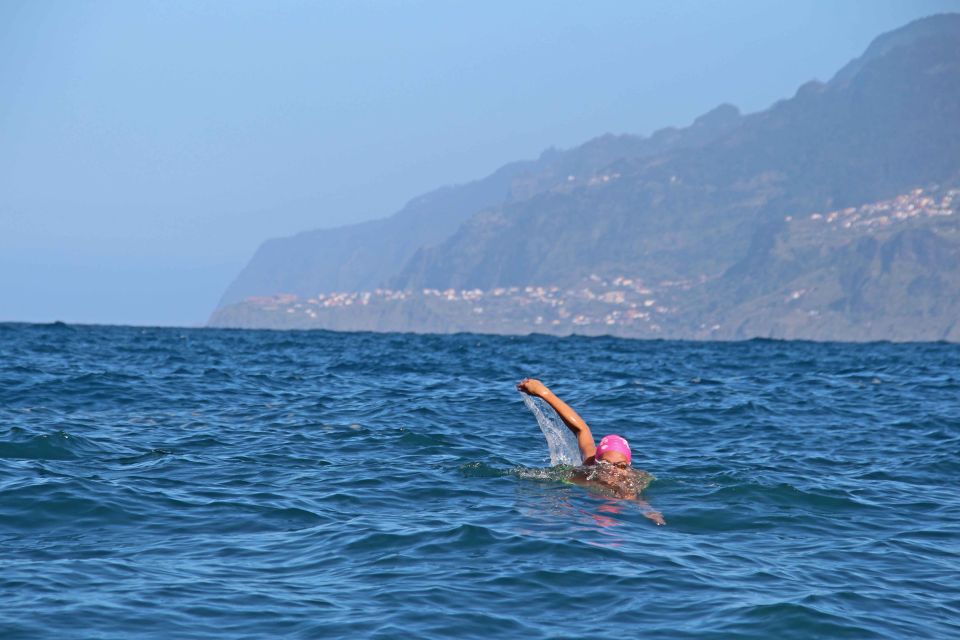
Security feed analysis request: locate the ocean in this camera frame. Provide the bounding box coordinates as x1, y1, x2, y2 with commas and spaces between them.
1, 323, 957, 639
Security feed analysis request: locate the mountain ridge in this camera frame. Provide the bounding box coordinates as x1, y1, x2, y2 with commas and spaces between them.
211, 14, 960, 341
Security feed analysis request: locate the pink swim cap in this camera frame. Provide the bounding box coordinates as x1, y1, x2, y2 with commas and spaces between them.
596, 434, 632, 464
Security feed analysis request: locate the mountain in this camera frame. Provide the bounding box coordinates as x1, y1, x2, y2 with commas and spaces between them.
211, 14, 960, 341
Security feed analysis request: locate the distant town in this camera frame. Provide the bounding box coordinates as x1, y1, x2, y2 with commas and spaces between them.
794, 187, 957, 230
236, 271, 692, 334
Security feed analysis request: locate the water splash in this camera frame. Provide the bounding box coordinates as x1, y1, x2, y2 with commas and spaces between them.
521, 393, 582, 466
514, 465, 577, 483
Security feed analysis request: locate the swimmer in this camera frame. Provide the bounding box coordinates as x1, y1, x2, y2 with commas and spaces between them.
517, 378, 665, 525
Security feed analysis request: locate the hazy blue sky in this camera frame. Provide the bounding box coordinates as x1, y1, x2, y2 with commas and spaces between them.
2, 0, 957, 326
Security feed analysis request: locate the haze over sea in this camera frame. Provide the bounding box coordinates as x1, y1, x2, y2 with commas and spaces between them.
1, 323, 957, 639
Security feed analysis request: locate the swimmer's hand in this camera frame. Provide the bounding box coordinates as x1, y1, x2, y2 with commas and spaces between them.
644, 510, 666, 526
517, 378, 550, 397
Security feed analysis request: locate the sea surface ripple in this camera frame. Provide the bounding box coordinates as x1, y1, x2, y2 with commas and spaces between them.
1, 323, 958, 639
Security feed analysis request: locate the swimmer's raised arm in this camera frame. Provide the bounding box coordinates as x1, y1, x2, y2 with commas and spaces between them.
517, 378, 597, 463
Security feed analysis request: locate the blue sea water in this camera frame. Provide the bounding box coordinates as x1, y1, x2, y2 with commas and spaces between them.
1, 323, 958, 639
